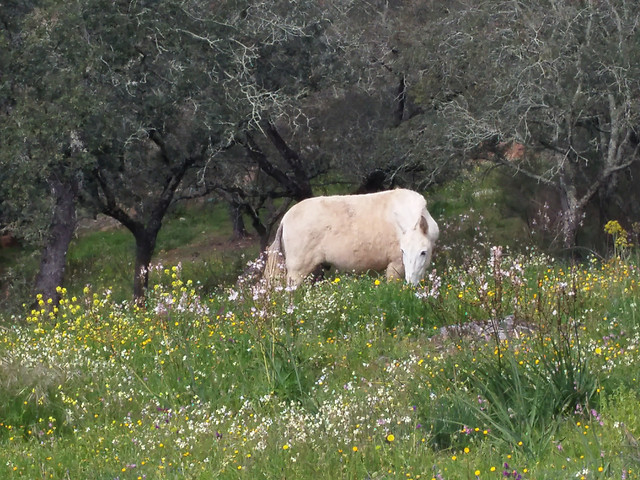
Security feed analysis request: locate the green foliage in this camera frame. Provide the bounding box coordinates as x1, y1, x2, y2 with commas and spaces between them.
428, 166, 531, 264
2, 0, 354, 307
456, 346, 597, 456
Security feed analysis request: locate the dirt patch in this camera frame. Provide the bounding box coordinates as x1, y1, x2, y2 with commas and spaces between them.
157, 235, 260, 265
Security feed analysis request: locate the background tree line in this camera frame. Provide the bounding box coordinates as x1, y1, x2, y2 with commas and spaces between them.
1, 0, 639, 306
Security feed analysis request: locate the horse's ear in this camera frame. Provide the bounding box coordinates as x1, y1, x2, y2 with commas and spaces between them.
419, 215, 429, 235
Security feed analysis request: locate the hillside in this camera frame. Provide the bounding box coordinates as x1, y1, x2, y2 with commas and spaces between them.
0, 212, 638, 478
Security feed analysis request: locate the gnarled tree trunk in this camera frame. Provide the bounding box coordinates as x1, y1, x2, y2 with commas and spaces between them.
34, 175, 78, 307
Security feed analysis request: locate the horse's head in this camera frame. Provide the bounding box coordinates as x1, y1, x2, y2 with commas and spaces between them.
400, 215, 439, 285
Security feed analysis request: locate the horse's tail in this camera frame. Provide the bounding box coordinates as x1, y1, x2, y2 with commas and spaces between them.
263, 222, 286, 286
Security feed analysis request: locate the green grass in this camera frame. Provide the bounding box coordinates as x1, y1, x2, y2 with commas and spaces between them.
1, 179, 640, 478
0, 241, 638, 478
155, 199, 233, 250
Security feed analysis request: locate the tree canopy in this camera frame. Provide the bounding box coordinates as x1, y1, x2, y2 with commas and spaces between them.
2, 0, 639, 305
421, 0, 640, 246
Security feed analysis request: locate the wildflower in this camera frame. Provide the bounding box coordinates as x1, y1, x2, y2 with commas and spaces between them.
386, 433, 395, 443
604, 220, 624, 235
605, 220, 633, 248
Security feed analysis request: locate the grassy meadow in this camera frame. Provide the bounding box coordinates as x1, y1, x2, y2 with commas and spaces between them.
1, 182, 639, 479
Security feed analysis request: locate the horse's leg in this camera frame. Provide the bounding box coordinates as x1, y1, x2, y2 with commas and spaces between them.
286, 273, 304, 288
286, 258, 319, 286
386, 261, 404, 282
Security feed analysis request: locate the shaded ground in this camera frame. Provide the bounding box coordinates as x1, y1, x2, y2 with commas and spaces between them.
157, 235, 259, 265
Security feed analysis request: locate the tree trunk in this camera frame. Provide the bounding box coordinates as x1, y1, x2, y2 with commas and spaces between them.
560, 205, 581, 251
356, 168, 388, 193
393, 74, 407, 127
263, 122, 314, 201
132, 228, 157, 307
229, 201, 248, 240
244, 125, 314, 202
94, 138, 205, 305
34, 176, 77, 307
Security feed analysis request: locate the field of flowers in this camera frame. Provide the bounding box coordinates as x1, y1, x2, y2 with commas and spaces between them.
0, 231, 639, 479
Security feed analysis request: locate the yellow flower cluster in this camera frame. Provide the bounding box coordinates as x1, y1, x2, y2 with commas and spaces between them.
604, 220, 633, 249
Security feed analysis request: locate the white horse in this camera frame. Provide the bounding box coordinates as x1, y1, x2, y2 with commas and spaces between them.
264, 189, 439, 286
